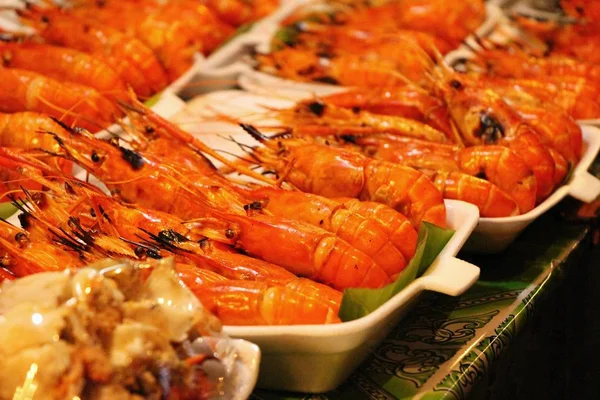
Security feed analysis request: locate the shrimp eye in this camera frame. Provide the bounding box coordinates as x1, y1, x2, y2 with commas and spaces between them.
307, 101, 326, 117
91, 151, 101, 163
449, 79, 462, 89
477, 113, 505, 144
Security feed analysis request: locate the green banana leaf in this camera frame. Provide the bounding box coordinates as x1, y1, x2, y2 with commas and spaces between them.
0, 203, 17, 220
339, 222, 454, 322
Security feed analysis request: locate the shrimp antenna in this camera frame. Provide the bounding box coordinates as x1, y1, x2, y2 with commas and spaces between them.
240, 123, 269, 143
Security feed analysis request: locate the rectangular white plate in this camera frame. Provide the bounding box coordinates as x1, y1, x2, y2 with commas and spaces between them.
173, 92, 480, 393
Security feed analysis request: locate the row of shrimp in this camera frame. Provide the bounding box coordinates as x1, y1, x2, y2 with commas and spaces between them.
0, 0, 280, 132
255, 0, 486, 87
0, 96, 442, 327
225, 0, 587, 217
196, 50, 583, 218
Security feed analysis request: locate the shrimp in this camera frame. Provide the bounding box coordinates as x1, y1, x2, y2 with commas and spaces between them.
203, 210, 391, 290
0, 42, 127, 101
46, 124, 249, 218
340, 198, 418, 260
282, 22, 453, 56
243, 186, 409, 277
433, 74, 556, 201
187, 278, 341, 325
0, 219, 85, 277
317, 88, 454, 138
425, 170, 519, 217
352, 136, 537, 214
255, 47, 419, 87
242, 125, 447, 228
0, 112, 72, 173
176, 265, 341, 325
18, 4, 168, 96
273, 100, 450, 143
0, 68, 118, 131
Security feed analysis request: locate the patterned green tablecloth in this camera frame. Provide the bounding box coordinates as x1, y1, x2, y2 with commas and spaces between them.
252, 160, 600, 400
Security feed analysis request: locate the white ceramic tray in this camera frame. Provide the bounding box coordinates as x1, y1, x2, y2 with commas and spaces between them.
224, 199, 478, 393
226, 3, 504, 98
178, 90, 600, 255
464, 124, 600, 253
172, 92, 480, 393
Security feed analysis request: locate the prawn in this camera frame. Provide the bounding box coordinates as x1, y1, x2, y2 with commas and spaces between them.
242, 125, 447, 228
433, 73, 556, 201
243, 186, 410, 277
352, 136, 537, 214
0, 68, 118, 131
0, 42, 127, 101
316, 87, 455, 138
18, 3, 168, 96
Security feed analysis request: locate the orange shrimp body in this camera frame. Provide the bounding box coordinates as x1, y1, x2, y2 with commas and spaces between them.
340, 198, 418, 261
217, 212, 392, 290
246, 129, 446, 228
474, 47, 600, 83
205, 0, 254, 26
245, 186, 408, 277
437, 80, 556, 201
188, 278, 341, 325
0, 68, 117, 131
318, 88, 454, 138
425, 170, 519, 217
0, 43, 127, 101
355, 136, 537, 214
256, 47, 416, 87
285, 100, 449, 143
19, 5, 168, 96
286, 24, 453, 57
0, 222, 84, 278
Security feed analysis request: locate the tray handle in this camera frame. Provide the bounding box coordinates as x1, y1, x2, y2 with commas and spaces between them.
420, 257, 480, 296
569, 171, 600, 203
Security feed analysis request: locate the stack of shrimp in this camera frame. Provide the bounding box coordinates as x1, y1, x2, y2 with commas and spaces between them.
228, 57, 583, 217
0, 0, 280, 133
454, 1, 600, 120
256, 0, 486, 87
0, 96, 445, 326
241, 0, 586, 217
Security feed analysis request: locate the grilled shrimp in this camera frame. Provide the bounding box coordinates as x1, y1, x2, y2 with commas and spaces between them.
353, 136, 537, 214
0, 68, 118, 131
317, 88, 455, 138
0, 42, 127, 101
433, 74, 556, 201
243, 125, 447, 228
185, 277, 341, 325
18, 4, 168, 96
243, 186, 410, 277
274, 100, 450, 143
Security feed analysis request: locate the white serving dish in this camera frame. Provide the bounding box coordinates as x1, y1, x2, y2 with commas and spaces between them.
223, 199, 479, 393
229, 3, 503, 98
172, 92, 480, 392
464, 125, 600, 253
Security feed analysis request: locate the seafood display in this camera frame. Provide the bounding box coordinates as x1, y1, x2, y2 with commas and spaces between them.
0, 0, 598, 395
0, 0, 280, 131
0, 98, 448, 327
0, 258, 258, 400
